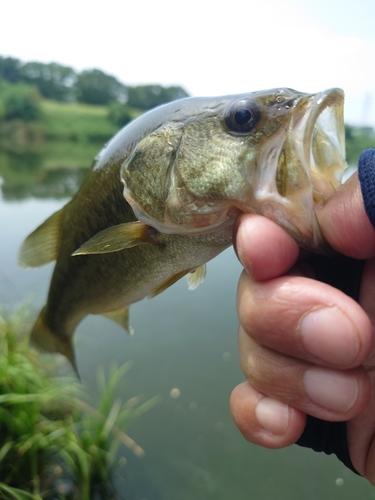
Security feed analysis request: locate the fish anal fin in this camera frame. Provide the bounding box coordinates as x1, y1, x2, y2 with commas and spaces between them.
30, 306, 78, 376
187, 264, 206, 290
72, 221, 156, 256
149, 270, 190, 298
18, 208, 64, 269
103, 306, 134, 335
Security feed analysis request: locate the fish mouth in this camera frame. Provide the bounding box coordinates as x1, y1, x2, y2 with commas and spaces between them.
264, 88, 347, 250
290, 88, 346, 199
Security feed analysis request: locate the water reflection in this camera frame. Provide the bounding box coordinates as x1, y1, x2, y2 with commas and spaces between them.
0, 149, 89, 200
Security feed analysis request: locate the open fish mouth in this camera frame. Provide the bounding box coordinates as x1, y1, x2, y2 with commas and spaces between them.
282, 88, 346, 203
261, 88, 347, 250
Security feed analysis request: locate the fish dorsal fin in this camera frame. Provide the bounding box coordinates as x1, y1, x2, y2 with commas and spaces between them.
72, 221, 156, 256
18, 208, 64, 269
103, 306, 134, 335
149, 270, 190, 298
186, 265, 206, 290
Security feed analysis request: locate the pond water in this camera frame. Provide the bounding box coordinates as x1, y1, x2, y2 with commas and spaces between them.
1, 155, 374, 499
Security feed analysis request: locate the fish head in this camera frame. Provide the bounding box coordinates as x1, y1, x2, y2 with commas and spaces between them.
121, 88, 346, 251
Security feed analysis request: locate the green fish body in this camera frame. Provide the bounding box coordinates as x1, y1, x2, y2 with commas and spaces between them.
18, 88, 347, 367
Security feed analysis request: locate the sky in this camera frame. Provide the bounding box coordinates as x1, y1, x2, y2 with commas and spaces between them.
1, 0, 375, 126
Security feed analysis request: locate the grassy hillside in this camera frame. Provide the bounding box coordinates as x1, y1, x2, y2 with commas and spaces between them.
40, 100, 119, 142
0, 99, 142, 172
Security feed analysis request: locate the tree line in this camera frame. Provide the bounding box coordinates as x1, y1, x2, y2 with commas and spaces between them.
0, 55, 189, 126
0, 56, 373, 164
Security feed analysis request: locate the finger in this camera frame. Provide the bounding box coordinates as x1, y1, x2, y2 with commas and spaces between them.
237, 271, 373, 369
238, 326, 371, 422
318, 172, 375, 259
230, 382, 306, 448
234, 213, 300, 281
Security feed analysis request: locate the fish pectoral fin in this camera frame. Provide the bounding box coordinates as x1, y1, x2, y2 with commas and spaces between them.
103, 306, 134, 335
186, 265, 206, 290
18, 207, 64, 268
149, 270, 190, 298
30, 306, 79, 377
72, 222, 156, 256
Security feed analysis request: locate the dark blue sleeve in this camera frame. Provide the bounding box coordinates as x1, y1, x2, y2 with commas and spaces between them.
358, 149, 375, 229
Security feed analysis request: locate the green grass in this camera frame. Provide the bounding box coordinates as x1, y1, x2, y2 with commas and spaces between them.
0, 98, 138, 173
0, 302, 159, 499
345, 125, 375, 165
40, 100, 119, 143
40, 140, 103, 169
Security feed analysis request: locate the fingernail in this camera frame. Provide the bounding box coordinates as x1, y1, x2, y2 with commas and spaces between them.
255, 397, 289, 435
304, 368, 358, 413
300, 307, 359, 365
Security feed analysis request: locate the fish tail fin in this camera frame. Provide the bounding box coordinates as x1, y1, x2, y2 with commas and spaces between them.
30, 306, 79, 376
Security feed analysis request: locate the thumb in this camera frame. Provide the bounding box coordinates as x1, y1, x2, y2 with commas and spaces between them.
318, 166, 375, 259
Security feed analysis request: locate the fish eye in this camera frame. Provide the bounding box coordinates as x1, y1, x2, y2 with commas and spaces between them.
225, 99, 260, 134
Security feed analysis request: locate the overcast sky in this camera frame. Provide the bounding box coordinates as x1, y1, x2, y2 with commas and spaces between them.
2, 0, 375, 126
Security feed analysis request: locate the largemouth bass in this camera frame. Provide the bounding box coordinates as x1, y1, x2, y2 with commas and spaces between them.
18, 88, 347, 368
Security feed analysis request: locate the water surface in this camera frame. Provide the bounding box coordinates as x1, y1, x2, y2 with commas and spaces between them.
1, 153, 373, 499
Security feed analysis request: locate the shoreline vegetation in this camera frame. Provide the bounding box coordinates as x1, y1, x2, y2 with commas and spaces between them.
0, 302, 159, 499
0, 55, 190, 187
0, 55, 188, 158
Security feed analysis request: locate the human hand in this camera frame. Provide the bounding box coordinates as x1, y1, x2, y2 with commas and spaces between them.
230, 167, 375, 483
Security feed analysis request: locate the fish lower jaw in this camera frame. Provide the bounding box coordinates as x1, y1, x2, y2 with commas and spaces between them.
131, 200, 237, 237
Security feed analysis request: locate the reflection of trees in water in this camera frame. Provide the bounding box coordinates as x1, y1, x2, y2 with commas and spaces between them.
6, 167, 89, 200
0, 151, 89, 200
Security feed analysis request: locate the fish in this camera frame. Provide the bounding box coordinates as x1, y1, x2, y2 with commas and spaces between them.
18, 88, 347, 369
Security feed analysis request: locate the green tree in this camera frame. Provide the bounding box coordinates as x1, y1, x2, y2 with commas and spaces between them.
0, 56, 21, 83
19, 61, 77, 102
0, 82, 41, 121
345, 124, 375, 165
75, 69, 127, 105
126, 84, 189, 110
107, 102, 133, 127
